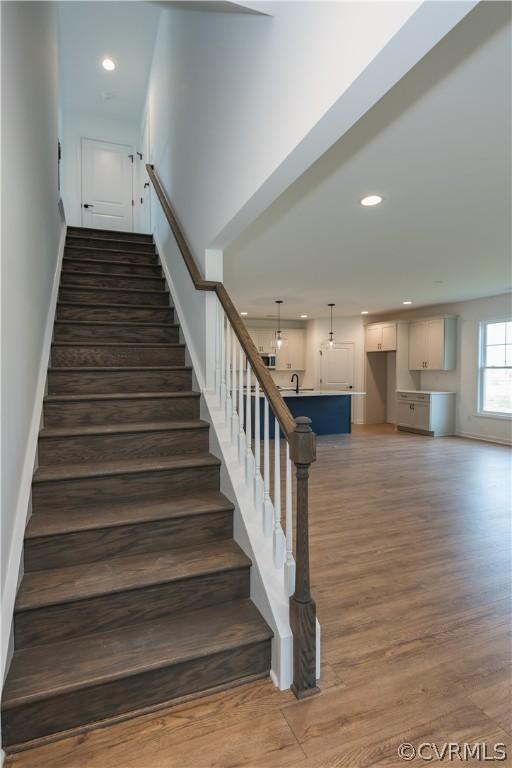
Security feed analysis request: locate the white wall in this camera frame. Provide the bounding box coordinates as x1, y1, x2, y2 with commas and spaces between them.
146, 3, 421, 264
60, 110, 138, 226
1, 0, 63, 678
368, 294, 512, 444
143, 2, 425, 383
303, 317, 366, 424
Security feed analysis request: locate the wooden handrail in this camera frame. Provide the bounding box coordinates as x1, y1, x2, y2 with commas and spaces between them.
147, 164, 297, 441
147, 163, 319, 699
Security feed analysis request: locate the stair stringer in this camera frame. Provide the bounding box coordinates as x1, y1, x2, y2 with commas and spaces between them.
201, 391, 295, 690
155, 231, 320, 690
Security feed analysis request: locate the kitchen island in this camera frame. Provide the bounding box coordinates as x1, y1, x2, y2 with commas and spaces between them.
250, 390, 366, 438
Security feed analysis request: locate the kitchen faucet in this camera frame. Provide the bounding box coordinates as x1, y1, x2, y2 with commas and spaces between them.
291, 373, 299, 394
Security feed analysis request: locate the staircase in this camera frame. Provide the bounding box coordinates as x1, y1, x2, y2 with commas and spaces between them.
1, 227, 272, 749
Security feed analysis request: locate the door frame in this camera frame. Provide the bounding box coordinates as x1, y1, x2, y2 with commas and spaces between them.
136, 112, 151, 233
80, 136, 135, 231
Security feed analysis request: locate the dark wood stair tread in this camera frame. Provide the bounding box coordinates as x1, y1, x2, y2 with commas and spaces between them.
45, 391, 200, 403
33, 454, 220, 484
54, 320, 177, 329
60, 283, 169, 294
58, 301, 173, 311
62, 271, 164, 284
26, 491, 233, 538
3, 599, 271, 709
66, 235, 155, 248
48, 365, 191, 372
39, 419, 208, 439
63, 256, 160, 268
52, 342, 184, 348
17, 540, 249, 611
67, 226, 153, 239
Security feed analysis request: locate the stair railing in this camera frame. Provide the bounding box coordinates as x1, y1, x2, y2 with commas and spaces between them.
147, 164, 319, 698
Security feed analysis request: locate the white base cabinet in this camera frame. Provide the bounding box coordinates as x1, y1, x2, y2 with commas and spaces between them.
396, 391, 456, 436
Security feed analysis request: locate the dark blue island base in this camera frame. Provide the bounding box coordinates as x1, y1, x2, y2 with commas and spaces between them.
251, 394, 352, 439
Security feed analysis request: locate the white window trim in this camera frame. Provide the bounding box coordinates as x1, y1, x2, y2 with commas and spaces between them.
477, 319, 512, 420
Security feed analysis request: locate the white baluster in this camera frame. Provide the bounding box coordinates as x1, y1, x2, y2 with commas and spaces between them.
273, 417, 285, 567
254, 381, 264, 513
238, 345, 245, 463
284, 442, 296, 596
263, 398, 273, 537
215, 300, 221, 402
231, 331, 238, 443
245, 363, 254, 483
220, 310, 226, 410
214, 301, 221, 399
225, 322, 232, 425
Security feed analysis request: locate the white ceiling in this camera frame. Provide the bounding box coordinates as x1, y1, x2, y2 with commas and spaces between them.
224, 2, 512, 319
58, 2, 161, 121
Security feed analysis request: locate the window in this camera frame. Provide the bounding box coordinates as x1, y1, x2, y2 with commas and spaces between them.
479, 320, 512, 416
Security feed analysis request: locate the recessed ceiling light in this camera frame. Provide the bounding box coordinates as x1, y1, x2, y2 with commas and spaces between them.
361, 311, 369, 315
102, 58, 116, 71
300, 314, 308, 318
240, 312, 248, 316
360, 195, 383, 207
403, 300, 412, 305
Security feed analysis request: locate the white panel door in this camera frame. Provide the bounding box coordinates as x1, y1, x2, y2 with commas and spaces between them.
81, 138, 133, 231
320, 343, 354, 390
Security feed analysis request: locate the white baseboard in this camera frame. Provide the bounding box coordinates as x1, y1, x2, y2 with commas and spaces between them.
1, 214, 66, 682
456, 430, 511, 447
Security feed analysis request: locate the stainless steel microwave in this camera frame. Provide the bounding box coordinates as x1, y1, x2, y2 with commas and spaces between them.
261, 353, 276, 369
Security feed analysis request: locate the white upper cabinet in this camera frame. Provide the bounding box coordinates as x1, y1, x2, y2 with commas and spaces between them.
276, 329, 305, 371
365, 322, 397, 352
408, 316, 457, 370
249, 329, 276, 354
247, 327, 305, 370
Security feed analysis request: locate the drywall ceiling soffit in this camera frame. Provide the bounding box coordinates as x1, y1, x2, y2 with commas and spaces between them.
151, 1, 270, 15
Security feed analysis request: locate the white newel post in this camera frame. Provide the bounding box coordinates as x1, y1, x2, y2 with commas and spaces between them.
245, 364, 254, 484
254, 381, 263, 514
273, 417, 285, 567
263, 398, 273, 537
238, 345, 245, 463
284, 441, 296, 596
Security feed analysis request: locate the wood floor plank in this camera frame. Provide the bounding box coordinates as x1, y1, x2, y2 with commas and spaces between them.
8, 426, 511, 767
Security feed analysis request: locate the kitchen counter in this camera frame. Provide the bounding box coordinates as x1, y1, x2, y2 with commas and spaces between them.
276, 389, 366, 397
249, 389, 365, 437
396, 389, 456, 395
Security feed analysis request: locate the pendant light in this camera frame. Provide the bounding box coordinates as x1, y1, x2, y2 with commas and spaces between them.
327, 303, 335, 348
275, 300, 284, 349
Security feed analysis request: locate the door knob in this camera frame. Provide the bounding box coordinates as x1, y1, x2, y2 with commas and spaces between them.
144, 182, 150, 189
83, 203, 94, 208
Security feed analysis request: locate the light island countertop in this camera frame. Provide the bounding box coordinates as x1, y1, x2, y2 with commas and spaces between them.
396, 389, 456, 395
250, 389, 366, 398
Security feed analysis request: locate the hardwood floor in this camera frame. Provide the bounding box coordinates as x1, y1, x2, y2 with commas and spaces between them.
7, 425, 511, 767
